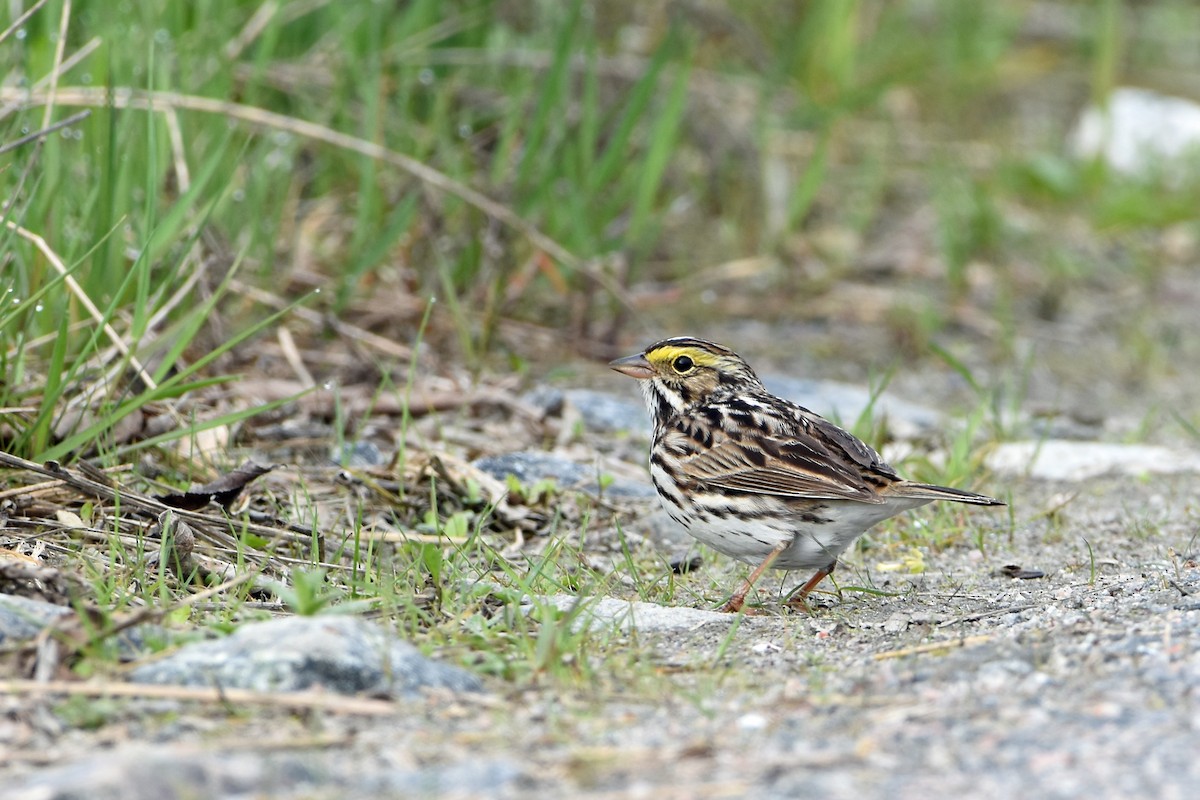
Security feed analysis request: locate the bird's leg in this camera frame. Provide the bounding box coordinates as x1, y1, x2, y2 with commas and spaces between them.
785, 561, 837, 613
720, 541, 789, 613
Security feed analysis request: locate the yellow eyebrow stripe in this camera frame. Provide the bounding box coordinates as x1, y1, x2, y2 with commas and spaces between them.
647, 345, 720, 367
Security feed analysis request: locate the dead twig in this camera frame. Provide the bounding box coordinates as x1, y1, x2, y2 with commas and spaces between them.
0, 109, 91, 155
230, 278, 413, 360
0, 0, 50, 46
223, 0, 281, 61
0, 450, 306, 552
872, 634, 995, 660
277, 326, 316, 389
936, 604, 1036, 628
0, 679, 397, 715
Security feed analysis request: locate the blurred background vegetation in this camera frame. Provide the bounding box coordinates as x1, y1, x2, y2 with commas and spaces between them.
2, 0, 1199, 461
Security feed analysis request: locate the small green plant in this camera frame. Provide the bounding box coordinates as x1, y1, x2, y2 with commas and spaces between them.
1083, 538, 1097, 586
505, 475, 560, 505
53, 696, 122, 731
931, 166, 1004, 300
269, 568, 373, 616
847, 367, 894, 451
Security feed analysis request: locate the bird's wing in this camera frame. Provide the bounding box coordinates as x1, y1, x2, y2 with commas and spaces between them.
664, 424, 887, 504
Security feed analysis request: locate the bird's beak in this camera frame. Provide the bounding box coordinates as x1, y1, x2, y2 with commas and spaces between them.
609, 353, 654, 380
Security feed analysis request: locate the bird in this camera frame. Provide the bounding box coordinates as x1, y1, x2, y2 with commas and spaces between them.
610, 336, 1004, 613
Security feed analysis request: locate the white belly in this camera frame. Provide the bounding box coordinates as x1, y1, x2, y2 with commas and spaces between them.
651, 460, 931, 569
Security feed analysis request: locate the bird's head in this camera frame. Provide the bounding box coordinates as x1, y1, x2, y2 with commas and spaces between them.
609, 336, 764, 423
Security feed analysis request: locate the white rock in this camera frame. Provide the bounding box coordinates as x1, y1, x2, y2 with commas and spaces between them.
985, 440, 1200, 482
541, 595, 735, 633
736, 712, 769, 731
1071, 87, 1200, 177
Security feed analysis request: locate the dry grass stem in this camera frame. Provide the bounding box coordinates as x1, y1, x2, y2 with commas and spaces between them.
0, 451, 303, 563
0, 0, 50, 46
0, 109, 90, 155
0, 37, 100, 122
3, 221, 158, 390
163, 106, 192, 191
277, 326, 316, 389
38, 0, 72, 131
224, 0, 281, 62
229, 279, 414, 360
872, 634, 995, 660
0, 679, 399, 715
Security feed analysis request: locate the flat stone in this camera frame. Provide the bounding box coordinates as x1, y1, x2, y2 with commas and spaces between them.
332, 439, 387, 467
0, 594, 164, 657
541, 595, 735, 633
473, 451, 656, 499
598, 479, 658, 499
1071, 87, 1200, 177
128, 615, 482, 697
525, 387, 650, 436
474, 451, 591, 486
985, 440, 1200, 482
0, 593, 73, 644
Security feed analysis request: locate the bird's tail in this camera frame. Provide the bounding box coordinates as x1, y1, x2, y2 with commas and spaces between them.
893, 482, 1005, 506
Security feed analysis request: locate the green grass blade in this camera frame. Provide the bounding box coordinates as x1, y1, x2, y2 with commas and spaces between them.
627, 50, 691, 247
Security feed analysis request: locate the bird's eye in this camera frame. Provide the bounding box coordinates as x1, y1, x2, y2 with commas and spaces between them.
672, 355, 694, 374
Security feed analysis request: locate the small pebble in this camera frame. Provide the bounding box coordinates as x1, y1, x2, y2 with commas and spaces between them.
736, 712, 769, 732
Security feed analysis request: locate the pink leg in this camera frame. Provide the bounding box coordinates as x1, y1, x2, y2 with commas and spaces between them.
785, 564, 834, 613
720, 541, 789, 613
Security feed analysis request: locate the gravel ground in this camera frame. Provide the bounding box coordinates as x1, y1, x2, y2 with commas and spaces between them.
4, 467, 1198, 799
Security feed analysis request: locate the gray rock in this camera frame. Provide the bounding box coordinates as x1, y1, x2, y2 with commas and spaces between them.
127, 615, 482, 697
6, 745, 520, 800
763, 375, 941, 437
0, 594, 73, 645
0, 594, 165, 657
474, 451, 591, 486
331, 439, 386, 468
473, 451, 656, 499
985, 440, 1200, 481
598, 479, 657, 499
525, 387, 650, 435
